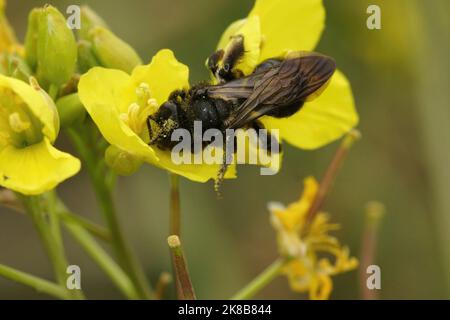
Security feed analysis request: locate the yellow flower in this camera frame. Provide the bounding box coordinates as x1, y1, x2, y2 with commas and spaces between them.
269, 177, 358, 299
78, 49, 236, 181
215, 0, 358, 149
0, 0, 23, 55
0, 0, 24, 74
0, 76, 80, 195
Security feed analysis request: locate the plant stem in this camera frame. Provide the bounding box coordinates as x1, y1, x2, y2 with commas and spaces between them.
53, 195, 138, 298
58, 210, 111, 242
66, 127, 153, 299
360, 201, 385, 300
168, 174, 183, 298
20, 195, 84, 299
305, 130, 361, 226
168, 235, 196, 300
155, 272, 172, 300
231, 258, 285, 300
0, 264, 71, 300
48, 84, 59, 101
169, 174, 181, 236
62, 216, 140, 299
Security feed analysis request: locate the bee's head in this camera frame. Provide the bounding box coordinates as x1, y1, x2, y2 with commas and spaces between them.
147, 100, 180, 149
206, 49, 224, 78
207, 35, 245, 83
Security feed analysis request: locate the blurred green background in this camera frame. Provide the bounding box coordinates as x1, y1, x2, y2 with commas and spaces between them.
1, 0, 449, 299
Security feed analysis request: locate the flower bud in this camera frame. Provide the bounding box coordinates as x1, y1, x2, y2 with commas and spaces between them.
56, 93, 86, 128
36, 5, 77, 86
105, 145, 142, 176
77, 40, 100, 73
89, 27, 142, 73
78, 5, 108, 40
24, 8, 40, 71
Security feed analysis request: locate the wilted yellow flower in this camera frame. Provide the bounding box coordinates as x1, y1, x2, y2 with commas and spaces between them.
0, 76, 80, 195
269, 177, 358, 299
215, 0, 358, 150
78, 49, 235, 181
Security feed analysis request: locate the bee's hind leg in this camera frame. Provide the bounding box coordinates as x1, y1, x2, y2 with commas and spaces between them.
214, 131, 234, 197
251, 120, 282, 155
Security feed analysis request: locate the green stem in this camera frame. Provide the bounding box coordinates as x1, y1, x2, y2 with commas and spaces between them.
66, 127, 153, 299
231, 258, 286, 300
63, 217, 140, 299
48, 84, 59, 101
169, 174, 181, 236
58, 209, 111, 242
20, 195, 84, 300
0, 264, 71, 300
54, 197, 138, 299
360, 202, 385, 300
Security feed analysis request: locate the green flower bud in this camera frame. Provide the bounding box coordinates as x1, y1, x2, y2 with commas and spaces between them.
77, 40, 100, 73
55, 93, 86, 128
105, 145, 142, 176
89, 27, 142, 73
24, 8, 40, 72
78, 5, 108, 40
36, 5, 77, 86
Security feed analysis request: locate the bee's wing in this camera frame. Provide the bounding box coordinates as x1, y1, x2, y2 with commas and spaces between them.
224, 52, 336, 129
206, 75, 265, 101
207, 58, 284, 101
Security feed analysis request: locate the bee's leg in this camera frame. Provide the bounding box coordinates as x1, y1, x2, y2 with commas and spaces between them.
146, 116, 159, 145
251, 120, 282, 155
214, 131, 234, 197
146, 117, 153, 144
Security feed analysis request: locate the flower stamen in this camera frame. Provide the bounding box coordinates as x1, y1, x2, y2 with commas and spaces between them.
119, 82, 159, 139
8, 112, 31, 133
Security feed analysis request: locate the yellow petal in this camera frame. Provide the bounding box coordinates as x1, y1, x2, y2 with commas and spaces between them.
273, 176, 318, 231
0, 0, 19, 54
152, 149, 236, 182
282, 260, 310, 292
217, 19, 246, 51
0, 138, 80, 195
129, 49, 189, 105
78, 67, 157, 162
261, 70, 358, 149
0, 75, 58, 142
309, 274, 332, 300
249, 0, 325, 61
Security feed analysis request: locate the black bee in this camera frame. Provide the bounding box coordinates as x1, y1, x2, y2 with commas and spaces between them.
147, 51, 336, 191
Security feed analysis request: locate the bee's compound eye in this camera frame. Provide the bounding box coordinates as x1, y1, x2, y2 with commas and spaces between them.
158, 101, 179, 121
